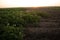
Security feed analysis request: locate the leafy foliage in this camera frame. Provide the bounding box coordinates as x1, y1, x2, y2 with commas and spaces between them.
0, 8, 50, 40
0, 8, 41, 40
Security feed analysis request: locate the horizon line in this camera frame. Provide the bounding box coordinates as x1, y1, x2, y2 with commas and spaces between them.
0, 6, 60, 8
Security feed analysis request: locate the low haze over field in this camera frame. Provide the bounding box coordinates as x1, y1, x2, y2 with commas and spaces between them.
0, 0, 60, 8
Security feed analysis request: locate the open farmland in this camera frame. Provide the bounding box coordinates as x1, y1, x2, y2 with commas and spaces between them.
0, 7, 60, 40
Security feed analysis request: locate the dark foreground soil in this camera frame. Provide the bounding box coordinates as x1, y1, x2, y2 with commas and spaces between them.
23, 7, 60, 40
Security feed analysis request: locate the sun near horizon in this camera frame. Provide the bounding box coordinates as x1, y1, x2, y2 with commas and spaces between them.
0, 0, 60, 8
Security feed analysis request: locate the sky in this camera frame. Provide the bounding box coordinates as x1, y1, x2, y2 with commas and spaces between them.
0, 0, 60, 8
